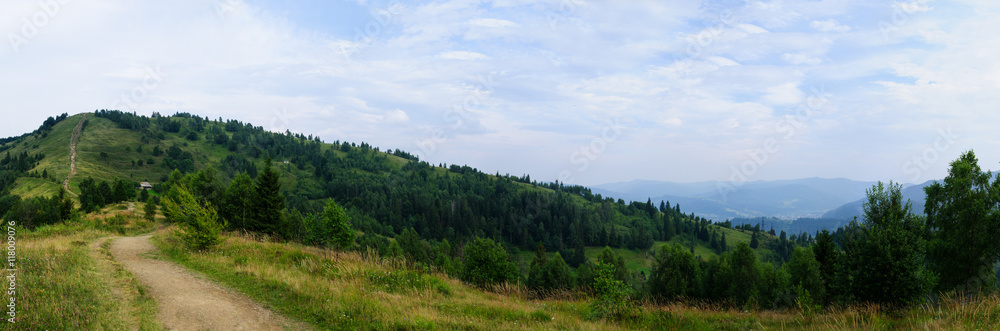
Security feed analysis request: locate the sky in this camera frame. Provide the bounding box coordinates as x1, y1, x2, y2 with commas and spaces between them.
2, 0, 999, 186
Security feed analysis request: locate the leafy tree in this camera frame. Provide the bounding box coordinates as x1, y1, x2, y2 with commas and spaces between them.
461, 237, 518, 287
841, 182, 935, 307
728, 242, 761, 306
324, 199, 354, 250
650, 243, 701, 301
590, 261, 638, 321
784, 246, 824, 305
597, 247, 627, 282
162, 186, 226, 250
398, 228, 430, 263
543, 253, 575, 291
924, 151, 1000, 293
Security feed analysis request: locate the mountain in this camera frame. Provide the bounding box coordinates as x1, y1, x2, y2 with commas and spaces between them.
1, 110, 751, 259
592, 177, 879, 220
821, 180, 938, 220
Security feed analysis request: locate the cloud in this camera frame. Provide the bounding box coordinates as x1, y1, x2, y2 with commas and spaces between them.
467, 18, 517, 28
2, 0, 998, 186
383, 109, 410, 124
810, 19, 851, 33
438, 51, 490, 60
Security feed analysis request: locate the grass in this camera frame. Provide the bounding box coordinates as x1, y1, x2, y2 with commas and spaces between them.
0, 205, 161, 330
152, 229, 619, 330
151, 227, 1000, 330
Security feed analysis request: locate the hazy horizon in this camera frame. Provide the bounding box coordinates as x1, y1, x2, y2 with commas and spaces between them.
3, 0, 998, 186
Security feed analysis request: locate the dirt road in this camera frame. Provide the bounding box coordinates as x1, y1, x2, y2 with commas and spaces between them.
110, 236, 301, 330
63, 114, 86, 195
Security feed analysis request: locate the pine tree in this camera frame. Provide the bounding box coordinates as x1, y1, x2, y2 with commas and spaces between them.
253, 157, 284, 234
144, 196, 157, 221
749, 231, 760, 249
223, 172, 256, 231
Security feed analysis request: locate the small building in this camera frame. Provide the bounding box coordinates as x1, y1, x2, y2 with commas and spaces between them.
140, 182, 153, 190
283, 160, 290, 164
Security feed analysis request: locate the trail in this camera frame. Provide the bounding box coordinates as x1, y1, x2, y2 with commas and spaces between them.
110, 236, 300, 330
63, 114, 86, 196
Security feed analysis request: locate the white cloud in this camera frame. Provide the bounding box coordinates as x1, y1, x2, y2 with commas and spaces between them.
467, 18, 517, 28
438, 51, 489, 60
781, 52, 822, 65
2, 0, 998, 185
383, 109, 410, 124
762, 83, 805, 106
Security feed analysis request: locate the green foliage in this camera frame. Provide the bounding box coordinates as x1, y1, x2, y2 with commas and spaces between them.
461, 237, 518, 288
784, 246, 824, 305
590, 261, 638, 321
163, 185, 226, 250
221, 172, 255, 231
841, 182, 935, 307
253, 157, 284, 235
649, 243, 701, 301
324, 199, 354, 250
144, 196, 157, 221
924, 150, 1000, 293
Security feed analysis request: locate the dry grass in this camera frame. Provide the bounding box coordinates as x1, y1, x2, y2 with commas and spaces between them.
0, 210, 160, 330
151, 228, 1000, 330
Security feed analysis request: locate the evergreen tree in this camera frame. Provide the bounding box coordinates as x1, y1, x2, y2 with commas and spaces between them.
162, 186, 225, 250
253, 157, 284, 234
813, 230, 840, 305
750, 231, 760, 249
222, 172, 255, 231
144, 196, 157, 221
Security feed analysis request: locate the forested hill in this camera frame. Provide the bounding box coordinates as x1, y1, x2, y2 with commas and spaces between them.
0, 111, 771, 261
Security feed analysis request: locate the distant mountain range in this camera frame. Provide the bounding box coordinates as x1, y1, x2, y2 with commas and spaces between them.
591, 178, 935, 222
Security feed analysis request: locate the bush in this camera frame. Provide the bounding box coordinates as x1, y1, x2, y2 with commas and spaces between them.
163, 186, 226, 250
461, 237, 518, 288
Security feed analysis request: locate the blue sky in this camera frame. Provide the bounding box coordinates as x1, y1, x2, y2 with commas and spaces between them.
2, 0, 998, 186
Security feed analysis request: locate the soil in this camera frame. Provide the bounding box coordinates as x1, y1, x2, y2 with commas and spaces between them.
110, 235, 304, 330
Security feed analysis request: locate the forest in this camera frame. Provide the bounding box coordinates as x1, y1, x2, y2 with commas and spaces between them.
1, 110, 998, 317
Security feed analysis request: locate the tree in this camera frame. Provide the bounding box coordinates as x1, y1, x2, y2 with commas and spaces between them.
144, 196, 157, 221
590, 261, 637, 321
597, 247, 627, 282
253, 157, 284, 234
324, 199, 354, 250
162, 186, 226, 250
750, 231, 760, 249
222, 172, 255, 231
924, 151, 1000, 293
461, 237, 518, 287
842, 182, 935, 307
650, 243, 701, 301
784, 247, 824, 305
813, 230, 840, 305
728, 242, 761, 305
543, 253, 574, 290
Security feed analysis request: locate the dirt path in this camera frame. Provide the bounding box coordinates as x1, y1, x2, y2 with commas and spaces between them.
110, 236, 301, 330
63, 113, 86, 196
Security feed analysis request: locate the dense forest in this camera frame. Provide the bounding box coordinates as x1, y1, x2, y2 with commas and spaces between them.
2, 111, 998, 314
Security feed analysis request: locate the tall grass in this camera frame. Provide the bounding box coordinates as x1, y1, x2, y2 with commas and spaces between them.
0, 203, 160, 330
